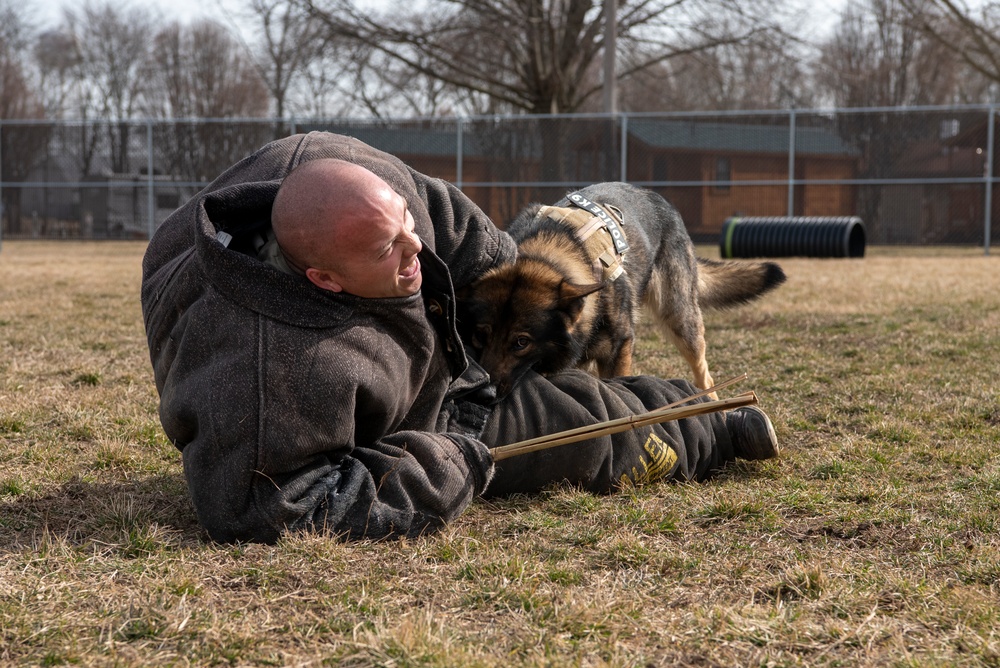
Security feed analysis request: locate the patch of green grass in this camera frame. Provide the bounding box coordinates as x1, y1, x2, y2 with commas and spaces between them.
544, 488, 602, 516
695, 498, 774, 526
64, 422, 96, 442
1, 477, 28, 497
868, 421, 922, 445
810, 460, 848, 480
759, 565, 828, 603
72, 372, 102, 387
601, 538, 654, 569
0, 415, 26, 433
40, 651, 76, 666
546, 567, 583, 585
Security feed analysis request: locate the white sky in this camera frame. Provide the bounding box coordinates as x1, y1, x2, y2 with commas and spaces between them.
32, 0, 237, 30
33, 0, 844, 33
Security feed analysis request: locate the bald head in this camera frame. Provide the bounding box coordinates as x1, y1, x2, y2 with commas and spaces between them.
270, 158, 424, 298
272, 158, 393, 271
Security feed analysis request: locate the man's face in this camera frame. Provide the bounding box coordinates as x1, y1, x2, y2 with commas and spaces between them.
307, 185, 423, 298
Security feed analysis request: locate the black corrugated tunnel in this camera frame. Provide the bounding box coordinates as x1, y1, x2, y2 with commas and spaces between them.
719, 216, 866, 259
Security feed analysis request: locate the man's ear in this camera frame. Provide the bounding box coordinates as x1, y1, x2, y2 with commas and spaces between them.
305, 267, 344, 293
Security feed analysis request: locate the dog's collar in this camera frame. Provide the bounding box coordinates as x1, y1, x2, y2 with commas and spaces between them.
535, 193, 629, 283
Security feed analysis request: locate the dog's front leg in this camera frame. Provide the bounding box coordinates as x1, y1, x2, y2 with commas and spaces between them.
601, 336, 634, 378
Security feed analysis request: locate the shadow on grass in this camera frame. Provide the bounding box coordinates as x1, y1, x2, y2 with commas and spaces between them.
0, 473, 206, 552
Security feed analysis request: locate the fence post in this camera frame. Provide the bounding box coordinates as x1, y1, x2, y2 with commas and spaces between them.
787, 109, 796, 217
147, 119, 155, 241
619, 113, 628, 182
986, 105, 995, 256
456, 117, 464, 190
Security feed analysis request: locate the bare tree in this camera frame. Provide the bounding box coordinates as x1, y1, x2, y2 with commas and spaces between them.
332, 45, 482, 117
64, 2, 154, 121
60, 2, 156, 174
299, 43, 412, 117
276, 17, 406, 118
239, 0, 333, 120
298, 0, 783, 116
619, 27, 815, 112
145, 20, 272, 187
811, 0, 978, 242
146, 20, 270, 119
903, 0, 1000, 94
812, 0, 990, 107
1, 3, 51, 235
34, 30, 82, 118
295, 38, 369, 117
1, 0, 33, 55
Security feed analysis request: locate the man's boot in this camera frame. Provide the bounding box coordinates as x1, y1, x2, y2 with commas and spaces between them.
726, 406, 779, 460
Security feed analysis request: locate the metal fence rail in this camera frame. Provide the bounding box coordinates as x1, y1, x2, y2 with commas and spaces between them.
1, 106, 996, 253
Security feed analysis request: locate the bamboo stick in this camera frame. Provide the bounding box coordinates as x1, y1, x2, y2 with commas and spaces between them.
653, 372, 748, 411
491, 391, 758, 462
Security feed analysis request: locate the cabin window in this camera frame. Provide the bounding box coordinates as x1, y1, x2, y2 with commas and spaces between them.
714, 156, 731, 192
940, 119, 960, 139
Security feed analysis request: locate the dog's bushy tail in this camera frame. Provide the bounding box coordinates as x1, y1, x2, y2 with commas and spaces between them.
696, 257, 786, 309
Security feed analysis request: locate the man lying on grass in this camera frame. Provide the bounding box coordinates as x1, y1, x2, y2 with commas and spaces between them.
140, 132, 778, 543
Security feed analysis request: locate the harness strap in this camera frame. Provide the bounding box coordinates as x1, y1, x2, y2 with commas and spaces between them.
574, 215, 607, 242
567, 192, 629, 254
535, 195, 629, 283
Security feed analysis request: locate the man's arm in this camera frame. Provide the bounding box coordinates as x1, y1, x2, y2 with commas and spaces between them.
271, 432, 493, 541
180, 422, 493, 543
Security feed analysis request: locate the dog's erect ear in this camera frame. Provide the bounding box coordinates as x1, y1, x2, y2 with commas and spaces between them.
559, 280, 605, 301
556, 280, 604, 322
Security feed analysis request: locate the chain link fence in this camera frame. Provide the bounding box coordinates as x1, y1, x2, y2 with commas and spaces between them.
1, 106, 996, 251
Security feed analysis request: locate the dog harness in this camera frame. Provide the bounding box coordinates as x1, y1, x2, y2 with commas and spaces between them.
535, 191, 629, 282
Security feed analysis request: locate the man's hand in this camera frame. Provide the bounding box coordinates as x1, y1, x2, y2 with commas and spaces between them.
440, 360, 497, 438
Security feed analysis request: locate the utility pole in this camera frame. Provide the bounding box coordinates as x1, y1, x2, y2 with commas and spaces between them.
602, 0, 617, 114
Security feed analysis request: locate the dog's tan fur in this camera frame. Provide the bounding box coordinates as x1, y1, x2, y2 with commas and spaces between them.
461, 183, 786, 398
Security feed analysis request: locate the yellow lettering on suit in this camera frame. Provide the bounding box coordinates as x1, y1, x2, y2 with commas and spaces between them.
619, 431, 679, 488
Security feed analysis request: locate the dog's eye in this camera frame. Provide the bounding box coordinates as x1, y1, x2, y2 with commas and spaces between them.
512, 335, 532, 352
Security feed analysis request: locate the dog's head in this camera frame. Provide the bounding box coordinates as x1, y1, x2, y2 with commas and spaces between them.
460, 258, 603, 398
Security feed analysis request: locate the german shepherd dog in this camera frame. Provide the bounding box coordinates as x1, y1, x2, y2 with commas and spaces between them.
461, 182, 786, 398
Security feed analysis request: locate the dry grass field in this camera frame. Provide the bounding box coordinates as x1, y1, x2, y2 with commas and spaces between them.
1, 240, 999, 667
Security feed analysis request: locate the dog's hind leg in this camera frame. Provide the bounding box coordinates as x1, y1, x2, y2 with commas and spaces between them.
645, 268, 717, 398
664, 322, 715, 398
